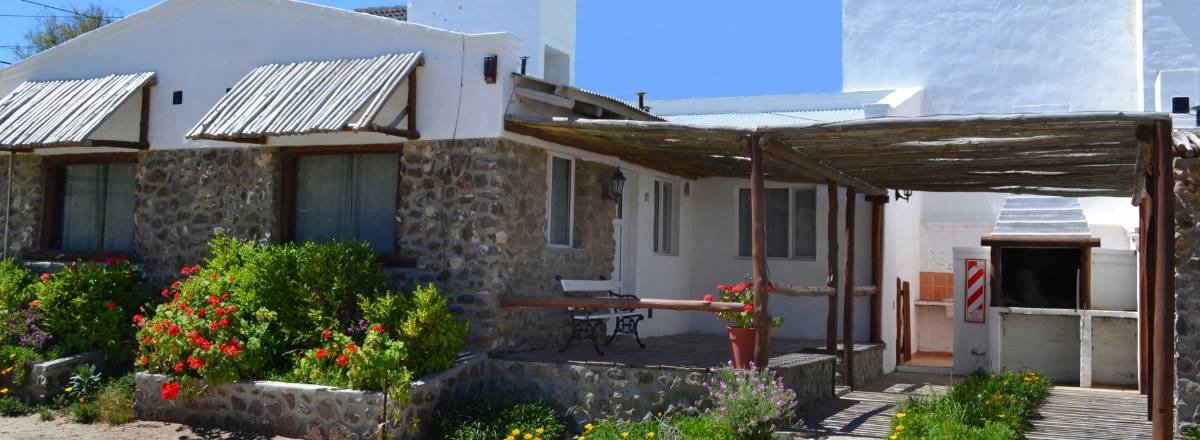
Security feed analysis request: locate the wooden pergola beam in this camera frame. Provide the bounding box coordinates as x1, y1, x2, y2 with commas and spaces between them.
843, 187, 858, 389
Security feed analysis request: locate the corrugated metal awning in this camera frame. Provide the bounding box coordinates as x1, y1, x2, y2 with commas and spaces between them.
187, 52, 423, 143
0, 71, 156, 149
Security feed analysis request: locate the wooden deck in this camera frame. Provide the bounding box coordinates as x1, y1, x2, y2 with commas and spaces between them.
793, 372, 1151, 439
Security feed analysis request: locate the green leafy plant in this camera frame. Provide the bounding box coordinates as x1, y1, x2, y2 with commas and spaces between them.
363, 284, 469, 378
708, 282, 782, 329
135, 264, 268, 400
584, 414, 737, 440
69, 399, 99, 423
0, 345, 37, 395
430, 397, 565, 440
0, 396, 28, 416
66, 364, 102, 403
31, 258, 146, 355
96, 374, 134, 425
36, 404, 53, 421
0, 259, 33, 313
289, 326, 411, 406
707, 364, 797, 439
888, 370, 1051, 440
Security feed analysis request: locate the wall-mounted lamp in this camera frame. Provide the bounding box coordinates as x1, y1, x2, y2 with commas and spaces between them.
483, 55, 498, 84
894, 189, 913, 202
602, 170, 627, 203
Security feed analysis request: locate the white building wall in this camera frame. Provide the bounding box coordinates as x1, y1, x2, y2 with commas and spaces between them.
881, 191, 923, 372
843, 0, 1142, 114
0, 0, 519, 150
630, 170, 694, 337
1142, 0, 1200, 111
686, 178, 873, 341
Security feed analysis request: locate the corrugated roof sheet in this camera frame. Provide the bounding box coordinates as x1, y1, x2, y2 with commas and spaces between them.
0, 71, 155, 148
355, 5, 407, 21
661, 108, 866, 128
187, 52, 422, 142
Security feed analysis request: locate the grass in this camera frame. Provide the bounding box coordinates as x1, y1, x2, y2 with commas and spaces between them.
888, 370, 1052, 440
0, 396, 28, 416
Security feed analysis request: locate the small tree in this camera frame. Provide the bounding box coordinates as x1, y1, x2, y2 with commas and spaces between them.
15, 4, 120, 59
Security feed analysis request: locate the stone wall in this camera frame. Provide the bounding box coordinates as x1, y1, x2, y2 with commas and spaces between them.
399, 138, 616, 351
134, 351, 487, 439
0, 154, 45, 258
1176, 158, 1200, 428
133, 148, 280, 283
20, 351, 126, 404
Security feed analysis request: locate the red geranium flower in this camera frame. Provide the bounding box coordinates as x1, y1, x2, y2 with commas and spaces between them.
133, 314, 145, 325
336, 354, 349, 367
347, 343, 357, 353
322, 329, 332, 340
167, 325, 181, 337
703, 294, 714, 302
373, 325, 384, 334
226, 306, 237, 314
222, 344, 240, 357
139, 355, 149, 366
315, 348, 328, 360
207, 295, 220, 306
105, 301, 117, 311
219, 318, 229, 328
160, 381, 182, 400
174, 362, 183, 374
28, 299, 38, 308
154, 322, 163, 333
40, 273, 50, 282
743, 303, 753, 313
171, 281, 181, 290
187, 355, 204, 370
161, 288, 170, 298
209, 322, 219, 331
142, 336, 151, 346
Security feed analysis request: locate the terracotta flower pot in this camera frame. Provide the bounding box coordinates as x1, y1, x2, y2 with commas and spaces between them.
727, 326, 762, 370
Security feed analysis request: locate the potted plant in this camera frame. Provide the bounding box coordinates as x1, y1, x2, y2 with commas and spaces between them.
704, 282, 783, 369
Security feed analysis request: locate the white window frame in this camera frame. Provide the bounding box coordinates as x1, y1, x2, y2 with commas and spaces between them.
735, 185, 818, 261
546, 153, 575, 248
653, 176, 679, 256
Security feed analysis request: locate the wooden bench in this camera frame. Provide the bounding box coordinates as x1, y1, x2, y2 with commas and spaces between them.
559, 278, 652, 355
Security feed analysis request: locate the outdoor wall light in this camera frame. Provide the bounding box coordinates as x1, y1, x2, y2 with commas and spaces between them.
603, 170, 626, 203
894, 189, 914, 202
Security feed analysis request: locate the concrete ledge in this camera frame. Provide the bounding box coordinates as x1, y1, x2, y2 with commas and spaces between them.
23, 351, 125, 403
134, 350, 486, 440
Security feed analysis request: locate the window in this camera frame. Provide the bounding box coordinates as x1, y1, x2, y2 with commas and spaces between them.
738, 187, 817, 259
653, 178, 678, 255
548, 155, 573, 246
57, 163, 136, 251
293, 153, 398, 252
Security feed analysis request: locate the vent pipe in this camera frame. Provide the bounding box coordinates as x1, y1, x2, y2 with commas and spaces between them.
519, 56, 529, 75
636, 91, 648, 112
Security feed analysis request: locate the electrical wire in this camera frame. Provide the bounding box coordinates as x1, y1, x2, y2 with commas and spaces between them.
16, 0, 85, 16
0, 14, 122, 18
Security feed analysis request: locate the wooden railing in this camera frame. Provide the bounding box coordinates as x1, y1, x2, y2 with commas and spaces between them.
498, 296, 746, 312
771, 284, 879, 297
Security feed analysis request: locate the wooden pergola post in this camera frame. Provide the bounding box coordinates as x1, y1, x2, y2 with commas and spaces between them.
1151, 120, 1175, 439
870, 198, 885, 343
842, 187, 857, 388
748, 134, 772, 368
826, 180, 840, 356
1138, 197, 1151, 397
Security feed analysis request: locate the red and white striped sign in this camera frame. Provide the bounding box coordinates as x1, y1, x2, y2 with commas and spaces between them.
964, 259, 986, 323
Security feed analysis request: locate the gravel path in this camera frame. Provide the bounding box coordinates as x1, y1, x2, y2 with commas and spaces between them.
0, 414, 297, 440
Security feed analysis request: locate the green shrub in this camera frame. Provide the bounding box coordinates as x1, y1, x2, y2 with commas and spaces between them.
66, 364, 103, 402
69, 400, 99, 423
288, 326, 411, 406
430, 397, 564, 440
0, 259, 33, 312
363, 284, 469, 377
889, 370, 1051, 440
32, 259, 146, 355
0, 345, 37, 394
708, 365, 797, 439
36, 404, 53, 421
0, 396, 27, 416
96, 374, 134, 425
585, 415, 737, 440
1186, 425, 1200, 440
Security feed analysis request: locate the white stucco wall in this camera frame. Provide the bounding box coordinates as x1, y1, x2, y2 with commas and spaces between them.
882, 192, 923, 372
0, 0, 519, 150
844, 0, 1142, 114
686, 178, 873, 342
631, 170, 696, 338
1142, 0, 1200, 111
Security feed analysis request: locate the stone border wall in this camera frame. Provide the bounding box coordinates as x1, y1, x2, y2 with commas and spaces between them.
21, 351, 126, 404
134, 351, 486, 440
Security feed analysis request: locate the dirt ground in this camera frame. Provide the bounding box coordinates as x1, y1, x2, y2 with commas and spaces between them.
0, 414, 298, 440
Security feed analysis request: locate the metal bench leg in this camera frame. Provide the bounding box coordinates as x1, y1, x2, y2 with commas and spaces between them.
588, 321, 604, 355
605, 321, 620, 346
632, 317, 646, 348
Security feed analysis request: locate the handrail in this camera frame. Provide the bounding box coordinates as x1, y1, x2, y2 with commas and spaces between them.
499, 296, 745, 312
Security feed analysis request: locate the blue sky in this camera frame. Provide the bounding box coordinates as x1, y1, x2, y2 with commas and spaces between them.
0, 0, 843, 99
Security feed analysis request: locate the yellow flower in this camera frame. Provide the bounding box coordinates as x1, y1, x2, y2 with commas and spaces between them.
656, 412, 663, 417
621, 432, 629, 438
0, 388, 8, 395
584, 423, 594, 432
895, 424, 904, 432
579, 437, 585, 440
536, 428, 544, 434
64, 386, 73, 393
535, 438, 541, 440
896, 412, 906, 419
524, 434, 533, 440
647, 433, 656, 439
78, 397, 85, 403
506, 437, 515, 440
890, 436, 898, 440
512, 429, 521, 436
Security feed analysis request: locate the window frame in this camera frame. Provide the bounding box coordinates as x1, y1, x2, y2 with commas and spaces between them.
38, 152, 140, 260
653, 176, 679, 256
280, 145, 411, 267
545, 152, 575, 248
734, 185, 818, 261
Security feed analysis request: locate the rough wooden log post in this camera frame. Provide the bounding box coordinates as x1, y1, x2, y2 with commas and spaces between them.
870, 199, 884, 343
843, 187, 857, 389
1080, 246, 1092, 310
749, 134, 771, 369
1151, 120, 1175, 439
826, 180, 839, 356
1145, 188, 1157, 420
1138, 197, 1150, 396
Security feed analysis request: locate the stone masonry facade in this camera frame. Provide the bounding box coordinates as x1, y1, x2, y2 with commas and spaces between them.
1177, 158, 1200, 429
0, 138, 614, 352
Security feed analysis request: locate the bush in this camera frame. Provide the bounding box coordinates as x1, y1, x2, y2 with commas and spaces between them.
32, 259, 146, 355
708, 364, 797, 439
36, 404, 53, 421
3, 308, 52, 350
96, 374, 134, 425
135, 264, 268, 399
0, 396, 27, 416
363, 284, 469, 378
0, 345, 38, 394
889, 370, 1051, 440
288, 326, 411, 406
585, 415, 737, 440
430, 397, 565, 440
0, 259, 33, 312
69, 400, 99, 423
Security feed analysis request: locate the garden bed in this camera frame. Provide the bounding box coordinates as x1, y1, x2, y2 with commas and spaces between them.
134, 350, 486, 439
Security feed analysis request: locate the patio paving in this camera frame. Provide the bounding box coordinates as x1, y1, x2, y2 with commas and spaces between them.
792, 372, 1152, 439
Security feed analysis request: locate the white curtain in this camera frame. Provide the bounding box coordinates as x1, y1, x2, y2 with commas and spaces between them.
295, 154, 399, 251
61, 163, 135, 251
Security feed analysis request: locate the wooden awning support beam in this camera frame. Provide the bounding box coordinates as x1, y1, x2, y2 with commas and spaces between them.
760, 135, 887, 196
498, 296, 747, 313
749, 133, 773, 368
842, 186, 858, 389
826, 180, 840, 357
980, 235, 1101, 248
772, 285, 878, 297
1150, 119, 1175, 439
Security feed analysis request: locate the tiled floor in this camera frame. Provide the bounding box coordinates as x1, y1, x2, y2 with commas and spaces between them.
901, 351, 953, 368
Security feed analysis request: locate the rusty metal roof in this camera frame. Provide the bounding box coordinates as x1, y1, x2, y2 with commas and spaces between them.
187, 52, 422, 143
355, 5, 407, 21
0, 71, 155, 149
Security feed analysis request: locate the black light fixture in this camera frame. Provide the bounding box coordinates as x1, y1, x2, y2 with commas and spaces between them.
602, 170, 626, 203
483, 55, 498, 84
894, 189, 913, 202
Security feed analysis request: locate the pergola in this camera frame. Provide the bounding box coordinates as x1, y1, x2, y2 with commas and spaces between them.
500, 111, 1177, 438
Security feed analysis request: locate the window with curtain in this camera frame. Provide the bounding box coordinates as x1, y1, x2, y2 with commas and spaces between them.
60, 163, 135, 251
738, 187, 817, 259
295, 153, 398, 252
548, 156, 573, 246
653, 178, 677, 255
